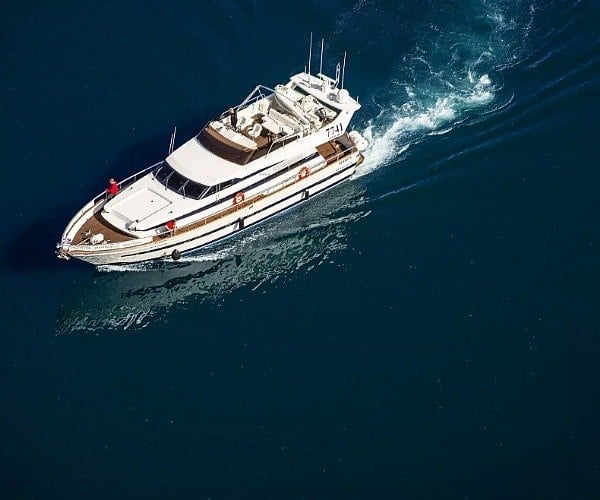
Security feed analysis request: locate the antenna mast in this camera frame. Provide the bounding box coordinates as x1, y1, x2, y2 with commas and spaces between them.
169, 126, 177, 154
341, 51, 347, 89
319, 39, 324, 75
307, 33, 313, 81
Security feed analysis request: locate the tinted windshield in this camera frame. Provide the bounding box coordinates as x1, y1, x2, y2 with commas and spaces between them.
184, 182, 207, 199
153, 162, 211, 200
154, 163, 172, 184
166, 170, 188, 192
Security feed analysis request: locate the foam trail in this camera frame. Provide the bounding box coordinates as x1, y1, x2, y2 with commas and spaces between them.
98, 263, 156, 273
177, 247, 235, 263
355, 73, 494, 178
96, 245, 238, 272
351, 0, 536, 178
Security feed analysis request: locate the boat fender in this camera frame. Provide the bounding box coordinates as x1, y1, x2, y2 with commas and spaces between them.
171, 249, 181, 261
348, 130, 369, 151
297, 166, 310, 181
233, 192, 245, 205
89, 233, 105, 245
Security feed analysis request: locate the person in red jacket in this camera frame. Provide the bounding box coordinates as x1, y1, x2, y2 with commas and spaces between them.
165, 219, 176, 235
106, 178, 119, 199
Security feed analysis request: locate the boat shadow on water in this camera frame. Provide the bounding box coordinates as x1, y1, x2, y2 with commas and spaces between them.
5, 120, 216, 274
55, 181, 369, 334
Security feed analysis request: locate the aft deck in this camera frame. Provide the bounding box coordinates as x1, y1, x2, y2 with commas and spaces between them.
316, 133, 355, 163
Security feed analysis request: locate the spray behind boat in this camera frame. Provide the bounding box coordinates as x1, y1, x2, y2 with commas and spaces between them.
304, 33, 368, 152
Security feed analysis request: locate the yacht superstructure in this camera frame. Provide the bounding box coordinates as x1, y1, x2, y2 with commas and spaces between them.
57, 56, 367, 265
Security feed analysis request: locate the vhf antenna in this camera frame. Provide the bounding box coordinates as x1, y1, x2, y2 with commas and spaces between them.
319, 38, 324, 75
169, 126, 177, 154
307, 32, 313, 81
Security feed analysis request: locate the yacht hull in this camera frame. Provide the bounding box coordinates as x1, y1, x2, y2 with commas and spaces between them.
59, 152, 362, 266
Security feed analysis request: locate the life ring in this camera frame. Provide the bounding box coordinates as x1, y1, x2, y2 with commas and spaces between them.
233, 192, 245, 205
297, 166, 310, 181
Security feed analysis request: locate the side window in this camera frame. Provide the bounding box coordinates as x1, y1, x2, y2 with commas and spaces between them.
218, 180, 233, 191
185, 181, 207, 200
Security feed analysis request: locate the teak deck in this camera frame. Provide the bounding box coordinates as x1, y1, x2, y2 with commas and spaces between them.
73, 211, 134, 245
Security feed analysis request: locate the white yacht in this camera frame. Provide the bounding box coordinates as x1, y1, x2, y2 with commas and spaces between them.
57, 59, 368, 265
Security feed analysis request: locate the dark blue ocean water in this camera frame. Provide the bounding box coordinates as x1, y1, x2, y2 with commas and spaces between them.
1, 0, 599, 498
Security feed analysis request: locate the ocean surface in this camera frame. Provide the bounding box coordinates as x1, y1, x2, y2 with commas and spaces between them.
1, 0, 598, 498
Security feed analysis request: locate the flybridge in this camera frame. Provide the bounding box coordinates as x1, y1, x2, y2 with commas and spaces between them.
192, 48, 360, 167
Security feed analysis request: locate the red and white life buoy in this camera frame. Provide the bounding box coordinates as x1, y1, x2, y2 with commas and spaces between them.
233, 192, 245, 205
297, 166, 310, 181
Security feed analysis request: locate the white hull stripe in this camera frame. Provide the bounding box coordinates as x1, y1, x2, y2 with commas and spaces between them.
117, 164, 355, 259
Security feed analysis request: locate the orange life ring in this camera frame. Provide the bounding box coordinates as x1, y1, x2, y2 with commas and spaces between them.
233, 192, 245, 205
297, 166, 310, 181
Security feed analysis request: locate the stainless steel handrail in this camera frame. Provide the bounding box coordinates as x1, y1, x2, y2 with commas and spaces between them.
101, 161, 162, 201
59, 161, 163, 245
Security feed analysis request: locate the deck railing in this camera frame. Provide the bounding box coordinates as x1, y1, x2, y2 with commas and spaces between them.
60, 143, 359, 252
59, 161, 162, 245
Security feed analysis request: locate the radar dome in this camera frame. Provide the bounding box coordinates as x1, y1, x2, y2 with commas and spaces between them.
337, 89, 350, 103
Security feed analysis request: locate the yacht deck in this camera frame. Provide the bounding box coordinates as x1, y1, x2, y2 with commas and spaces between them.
73, 211, 135, 245
72, 134, 356, 248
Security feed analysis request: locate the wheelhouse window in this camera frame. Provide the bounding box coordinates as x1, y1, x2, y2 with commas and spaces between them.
154, 163, 173, 184
218, 180, 233, 191
166, 170, 188, 192
184, 181, 207, 200
153, 162, 213, 200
